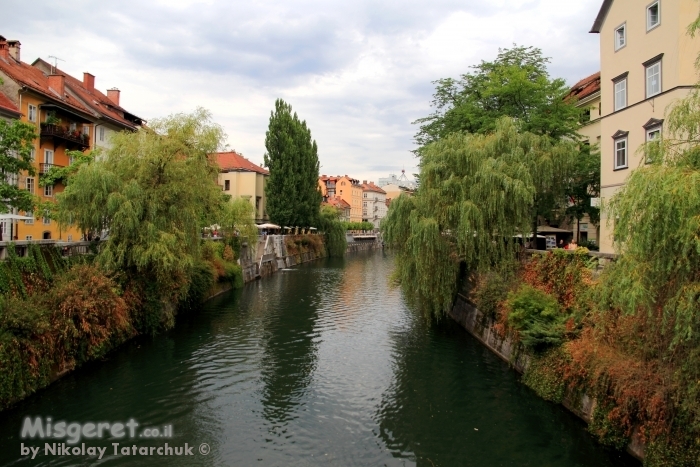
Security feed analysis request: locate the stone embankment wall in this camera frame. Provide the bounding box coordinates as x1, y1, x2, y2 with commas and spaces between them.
449, 294, 645, 461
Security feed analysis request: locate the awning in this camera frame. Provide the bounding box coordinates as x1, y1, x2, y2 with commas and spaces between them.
537, 226, 573, 234
256, 223, 281, 229
0, 214, 35, 221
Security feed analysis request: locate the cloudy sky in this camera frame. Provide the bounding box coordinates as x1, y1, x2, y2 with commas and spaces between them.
4, 0, 602, 183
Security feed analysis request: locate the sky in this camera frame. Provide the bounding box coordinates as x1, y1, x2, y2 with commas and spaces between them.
3, 0, 603, 183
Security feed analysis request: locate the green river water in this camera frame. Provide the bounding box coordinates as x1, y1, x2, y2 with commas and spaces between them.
0, 252, 639, 466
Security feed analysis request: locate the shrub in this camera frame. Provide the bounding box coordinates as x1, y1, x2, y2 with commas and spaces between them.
223, 245, 235, 262
179, 261, 216, 311
506, 285, 566, 351
522, 347, 569, 403
222, 261, 243, 288
472, 272, 511, 319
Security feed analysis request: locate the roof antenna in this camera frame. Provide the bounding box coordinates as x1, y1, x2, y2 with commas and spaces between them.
47, 56, 65, 74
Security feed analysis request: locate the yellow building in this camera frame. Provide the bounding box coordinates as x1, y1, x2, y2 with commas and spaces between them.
216, 152, 269, 223
590, 0, 700, 253
319, 175, 363, 222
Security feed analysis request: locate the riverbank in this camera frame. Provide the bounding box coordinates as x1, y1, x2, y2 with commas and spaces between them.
449, 293, 645, 461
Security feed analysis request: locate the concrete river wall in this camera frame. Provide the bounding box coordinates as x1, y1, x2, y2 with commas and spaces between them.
449, 294, 645, 461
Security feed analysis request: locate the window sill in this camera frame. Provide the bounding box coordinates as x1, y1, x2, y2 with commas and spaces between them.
613, 166, 629, 172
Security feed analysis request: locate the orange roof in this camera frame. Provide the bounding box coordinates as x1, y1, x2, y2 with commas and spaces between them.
566, 72, 601, 103
325, 196, 351, 209
0, 55, 94, 117
216, 151, 269, 175
0, 90, 20, 117
362, 182, 386, 194
31, 59, 143, 129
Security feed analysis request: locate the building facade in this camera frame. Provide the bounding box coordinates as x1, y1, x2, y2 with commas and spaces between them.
0, 35, 143, 242
319, 175, 363, 222
591, 0, 700, 253
361, 181, 387, 228
217, 151, 269, 223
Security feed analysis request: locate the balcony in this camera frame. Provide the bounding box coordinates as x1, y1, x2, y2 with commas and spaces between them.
40, 124, 89, 150
40, 163, 64, 174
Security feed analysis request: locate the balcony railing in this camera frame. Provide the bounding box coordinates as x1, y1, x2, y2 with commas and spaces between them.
40, 163, 64, 174
40, 124, 90, 149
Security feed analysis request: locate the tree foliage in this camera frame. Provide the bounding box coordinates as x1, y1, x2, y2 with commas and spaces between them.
319, 205, 347, 257
0, 119, 37, 213
264, 99, 322, 227
564, 143, 601, 229
219, 197, 259, 247
383, 119, 577, 318
413, 45, 582, 148
57, 108, 225, 301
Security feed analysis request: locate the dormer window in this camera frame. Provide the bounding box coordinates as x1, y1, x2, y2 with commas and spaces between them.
647, 2, 660, 31
615, 23, 626, 51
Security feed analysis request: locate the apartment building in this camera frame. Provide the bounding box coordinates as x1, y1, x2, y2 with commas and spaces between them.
217, 151, 269, 223
591, 0, 700, 253
361, 181, 387, 229
319, 175, 363, 222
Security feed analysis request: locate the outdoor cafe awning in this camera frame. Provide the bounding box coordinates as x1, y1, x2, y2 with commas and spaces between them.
0, 214, 35, 221
256, 223, 281, 229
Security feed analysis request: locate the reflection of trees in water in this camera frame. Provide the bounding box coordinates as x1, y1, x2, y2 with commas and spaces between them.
375, 316, 639, 467
258, 265, 326, 430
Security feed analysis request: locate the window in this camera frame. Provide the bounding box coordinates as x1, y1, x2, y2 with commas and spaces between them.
615, 24, 626, 50
30, 148, 35, 161
614, 78, 627, 111
25, 177, 34, 194
44, 184, 53, 197
646, 125, 662, 163
24, 211, 33, 225
224, 180, 230, 191
27, 104, 37, 122
647, 1, 660, 30
67, 234, 73, 242
68, 154, 75, 165
25, 235, 33, 241
646, 61, 661, 97
99, 127, 105, 142
69, 122, 76, 132
82, 125, 90, 136
614, 137, 628, 170
44, 149, 54, 164
43, 214, 51, 225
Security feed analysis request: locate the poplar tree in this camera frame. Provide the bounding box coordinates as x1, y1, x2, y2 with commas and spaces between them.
264, 99, 322, 227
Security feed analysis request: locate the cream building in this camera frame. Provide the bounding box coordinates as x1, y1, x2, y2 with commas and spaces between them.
217, 152, 268, 223
319, 175, 363, 222
591, 0, 700, 253
361, 181, 387, 228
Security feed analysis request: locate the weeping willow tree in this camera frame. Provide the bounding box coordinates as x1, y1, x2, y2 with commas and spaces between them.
56, 108, 225, 304
319, 204, 347, 257
383, 118, 576, 318
219, 197, 259, 246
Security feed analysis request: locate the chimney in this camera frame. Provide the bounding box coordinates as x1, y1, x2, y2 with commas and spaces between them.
7, 40, 20, 62
363, 180, 367, 184
0, 36, 8, 60
107, 88, 120, 106
83, 72, 95, 92
48, 74, 65, 97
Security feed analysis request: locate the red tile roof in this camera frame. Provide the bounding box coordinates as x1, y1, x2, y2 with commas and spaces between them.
31, 59, 143, 129
566, 72, 601, 103
0, 56, 94, 117
362, 182, 386, 194
325, 196, 351, 209
216, 151, 269, 175
0, 90, 20, 117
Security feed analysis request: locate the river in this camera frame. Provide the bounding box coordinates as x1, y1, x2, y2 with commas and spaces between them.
0, 252, 638, 466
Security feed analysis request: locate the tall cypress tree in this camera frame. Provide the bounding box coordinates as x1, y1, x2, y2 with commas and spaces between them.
264, 99, 322, 227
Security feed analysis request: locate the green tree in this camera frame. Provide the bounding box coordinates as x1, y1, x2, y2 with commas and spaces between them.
57, 108, 225, 308
0, 119, 36, 213
383, 118, 577, 318
264, 99, 322, 227
413, 45, 582, 148
319, 204, 347, 257
219, 197, 258, 246
564, 143, 601, 240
